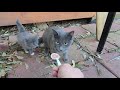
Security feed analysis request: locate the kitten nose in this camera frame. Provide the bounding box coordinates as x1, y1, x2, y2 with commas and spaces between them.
60, 47, 63, 51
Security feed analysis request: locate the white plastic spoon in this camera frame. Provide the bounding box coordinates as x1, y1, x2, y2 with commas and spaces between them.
51, 53, 61, 66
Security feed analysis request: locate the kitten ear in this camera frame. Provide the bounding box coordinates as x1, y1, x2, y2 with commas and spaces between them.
52, 29, 59, 38
67, 31, 74, 39
69, 31, 74, 36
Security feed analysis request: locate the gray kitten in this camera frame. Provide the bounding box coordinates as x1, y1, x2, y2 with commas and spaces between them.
42, 26, 74, 62
16, 19, 39, 55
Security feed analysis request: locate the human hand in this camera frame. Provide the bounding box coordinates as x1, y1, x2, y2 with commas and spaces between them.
52, 64, 84, 78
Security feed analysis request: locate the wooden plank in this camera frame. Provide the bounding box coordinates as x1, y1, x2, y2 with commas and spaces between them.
0, 12, 96, 26
96, 12, 108, 41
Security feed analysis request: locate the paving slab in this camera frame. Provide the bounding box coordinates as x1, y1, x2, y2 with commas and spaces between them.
107, 31, 120, 47
100, 52, 120, 77
81, 23, 96, 34
7, 24, 120, 78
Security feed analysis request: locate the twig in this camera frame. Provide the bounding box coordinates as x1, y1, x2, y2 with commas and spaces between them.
73, 38, 102, 75
106, 40, 119, 48
94, 54, 120, 78
73, 38, 120, 78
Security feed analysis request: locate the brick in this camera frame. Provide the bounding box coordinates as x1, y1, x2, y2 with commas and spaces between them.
81, 23, 96, 34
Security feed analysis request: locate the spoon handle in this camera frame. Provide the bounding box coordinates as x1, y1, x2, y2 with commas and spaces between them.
56, 59, 61, 66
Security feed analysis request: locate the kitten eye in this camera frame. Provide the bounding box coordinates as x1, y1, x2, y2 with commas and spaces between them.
64, 42, 68, 45
55, 42, 59, 44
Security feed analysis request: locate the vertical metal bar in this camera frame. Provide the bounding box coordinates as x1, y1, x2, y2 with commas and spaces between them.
96, 12, 116, 53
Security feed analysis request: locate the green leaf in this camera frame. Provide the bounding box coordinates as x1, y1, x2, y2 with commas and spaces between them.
0, 61, 5, 64
75, 63, 81, 68
0, 64, 2, 68
25, 63, 29, 70
2, 52, 7, 57
4, 68, 12, 72
0, 69, 6, 77
117, 48, 120, 52
16, 55, 24, 60
71, 60, 75, 67
6, 61, 21, 65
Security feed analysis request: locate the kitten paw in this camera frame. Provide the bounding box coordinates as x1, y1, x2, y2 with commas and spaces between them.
63, 59, 68, 63
31, 52, 35, 56
25, 51, 29, 53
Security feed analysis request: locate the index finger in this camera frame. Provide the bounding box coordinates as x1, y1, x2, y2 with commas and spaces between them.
52, 66, 59, 71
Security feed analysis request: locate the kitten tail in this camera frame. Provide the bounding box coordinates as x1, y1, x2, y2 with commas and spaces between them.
16, 19, 26, 32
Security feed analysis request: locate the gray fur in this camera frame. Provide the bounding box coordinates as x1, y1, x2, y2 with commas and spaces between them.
42, 26, 74, 62
16, 19, 39, 55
